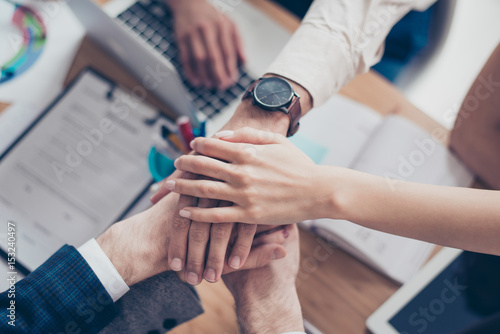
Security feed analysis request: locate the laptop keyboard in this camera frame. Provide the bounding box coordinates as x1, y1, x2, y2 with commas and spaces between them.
116, 0, 254, 119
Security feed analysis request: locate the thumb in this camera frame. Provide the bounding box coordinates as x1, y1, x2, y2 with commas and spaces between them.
214, 127, 285, 145
222, 243, 286, 275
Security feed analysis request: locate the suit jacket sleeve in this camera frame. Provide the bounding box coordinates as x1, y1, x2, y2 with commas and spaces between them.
0, 245, 118, 334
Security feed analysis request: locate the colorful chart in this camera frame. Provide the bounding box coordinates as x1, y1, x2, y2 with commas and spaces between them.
0, 3, 46, 84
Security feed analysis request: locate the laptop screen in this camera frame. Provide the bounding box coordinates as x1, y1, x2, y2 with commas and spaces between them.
389, 251, 500, 334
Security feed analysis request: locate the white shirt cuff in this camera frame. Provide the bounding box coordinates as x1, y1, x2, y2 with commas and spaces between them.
266, 25, 355, 108
78, 238, 130, 302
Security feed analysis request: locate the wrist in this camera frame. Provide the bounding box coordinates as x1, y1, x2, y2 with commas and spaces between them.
234, 285, 304, 334
97, 225, 137, 286
314, 166, 353, 221
97, 208, 170, 286
225, 99, 291, 136
227, 74, 312, 136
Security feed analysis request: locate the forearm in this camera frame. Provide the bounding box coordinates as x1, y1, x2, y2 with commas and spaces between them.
323, 167, 500, 255
234, 286, 304, 334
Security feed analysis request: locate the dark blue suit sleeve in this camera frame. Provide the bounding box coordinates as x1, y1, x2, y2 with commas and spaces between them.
0, 245, 118, 333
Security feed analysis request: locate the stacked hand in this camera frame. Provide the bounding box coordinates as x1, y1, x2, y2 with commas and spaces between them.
97, 192, 288, 286
166, 127, 333, 226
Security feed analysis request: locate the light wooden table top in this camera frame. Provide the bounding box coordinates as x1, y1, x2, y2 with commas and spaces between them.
0, 1, 446, 333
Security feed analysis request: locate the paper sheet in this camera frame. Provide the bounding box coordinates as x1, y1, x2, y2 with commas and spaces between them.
0, 71, 159, 271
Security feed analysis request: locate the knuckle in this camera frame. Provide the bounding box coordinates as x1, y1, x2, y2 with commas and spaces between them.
198, 21, 211, 34
194, 52, 207, 63
191, 157, 205, 171
169, 244, 185, 258
199, 182, 217, 198
242, 185, 257, 199
211, 224, 230, 239
246, 207, 260, 222
211, 210, 228, 223
186, 259, 204, 272
238, 224, 256, 237
190, 227, 209, 244
172, 216, 189, 232
233, 242, 251, 256
206, 254, 224, 268
237, 170, 254, 187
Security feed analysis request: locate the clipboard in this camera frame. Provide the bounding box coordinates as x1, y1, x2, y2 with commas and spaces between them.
0, 68, 170, 274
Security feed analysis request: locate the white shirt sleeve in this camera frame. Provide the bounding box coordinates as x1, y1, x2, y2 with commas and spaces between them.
266, 0, 437, 107
78, 238, 130, 302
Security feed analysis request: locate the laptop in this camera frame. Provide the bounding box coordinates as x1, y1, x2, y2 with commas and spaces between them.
67, 0, 291, 133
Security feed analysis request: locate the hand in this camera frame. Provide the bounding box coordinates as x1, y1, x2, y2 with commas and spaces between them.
224, 224, 304, 334
166, 0, 245, 90
96, 193, 287, 286
147, 93, 299, 286
168, 190, 260, 285
167, 127, 333, 225
149, 77, 310, 205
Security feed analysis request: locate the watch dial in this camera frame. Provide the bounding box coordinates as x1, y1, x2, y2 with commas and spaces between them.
254, 77, 293, 108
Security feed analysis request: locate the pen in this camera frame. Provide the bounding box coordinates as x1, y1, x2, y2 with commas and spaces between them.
177, 116, 195, 152
161, 125, 186, 153
153, 134, 182, 159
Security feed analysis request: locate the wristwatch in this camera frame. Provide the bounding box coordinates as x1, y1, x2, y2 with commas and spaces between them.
242, 77, 301, 137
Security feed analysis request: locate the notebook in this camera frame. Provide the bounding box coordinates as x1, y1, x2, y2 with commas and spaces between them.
294, 95, 474, 284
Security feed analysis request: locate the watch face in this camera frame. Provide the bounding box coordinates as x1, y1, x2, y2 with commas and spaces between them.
254, 77, 294, 108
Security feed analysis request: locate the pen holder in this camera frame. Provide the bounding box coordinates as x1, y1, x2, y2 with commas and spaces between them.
148, 125, 205, 182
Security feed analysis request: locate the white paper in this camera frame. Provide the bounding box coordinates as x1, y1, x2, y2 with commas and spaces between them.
337, 116, 473, 283
0, 71, 159, 271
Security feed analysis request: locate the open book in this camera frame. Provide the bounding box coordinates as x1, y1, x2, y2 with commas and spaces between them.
291, 95, 474, 284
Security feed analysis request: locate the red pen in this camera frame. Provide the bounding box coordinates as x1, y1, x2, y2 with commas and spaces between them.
177, 116, 195, 152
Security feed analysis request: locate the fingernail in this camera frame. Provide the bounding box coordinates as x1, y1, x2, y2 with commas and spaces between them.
187, 272, 199, 285
174, 158, 179, 168
165, 180, 175, 191
171, 258, 183, 271
149, 183, 160, 193
273, 249, 285, 260
204, 268, 216, 282
179, 209, 191, 218
214, 130, 234, 138
189, 140, 195, 150
229, 256, 241, 269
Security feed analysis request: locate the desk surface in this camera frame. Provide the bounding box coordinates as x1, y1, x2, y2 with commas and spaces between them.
0, 1, 445, 333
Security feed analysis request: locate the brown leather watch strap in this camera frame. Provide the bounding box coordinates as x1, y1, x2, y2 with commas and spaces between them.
285, 95, 301, 137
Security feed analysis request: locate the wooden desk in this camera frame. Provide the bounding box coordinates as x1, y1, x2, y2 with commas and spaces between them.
0, 1, 446, 333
